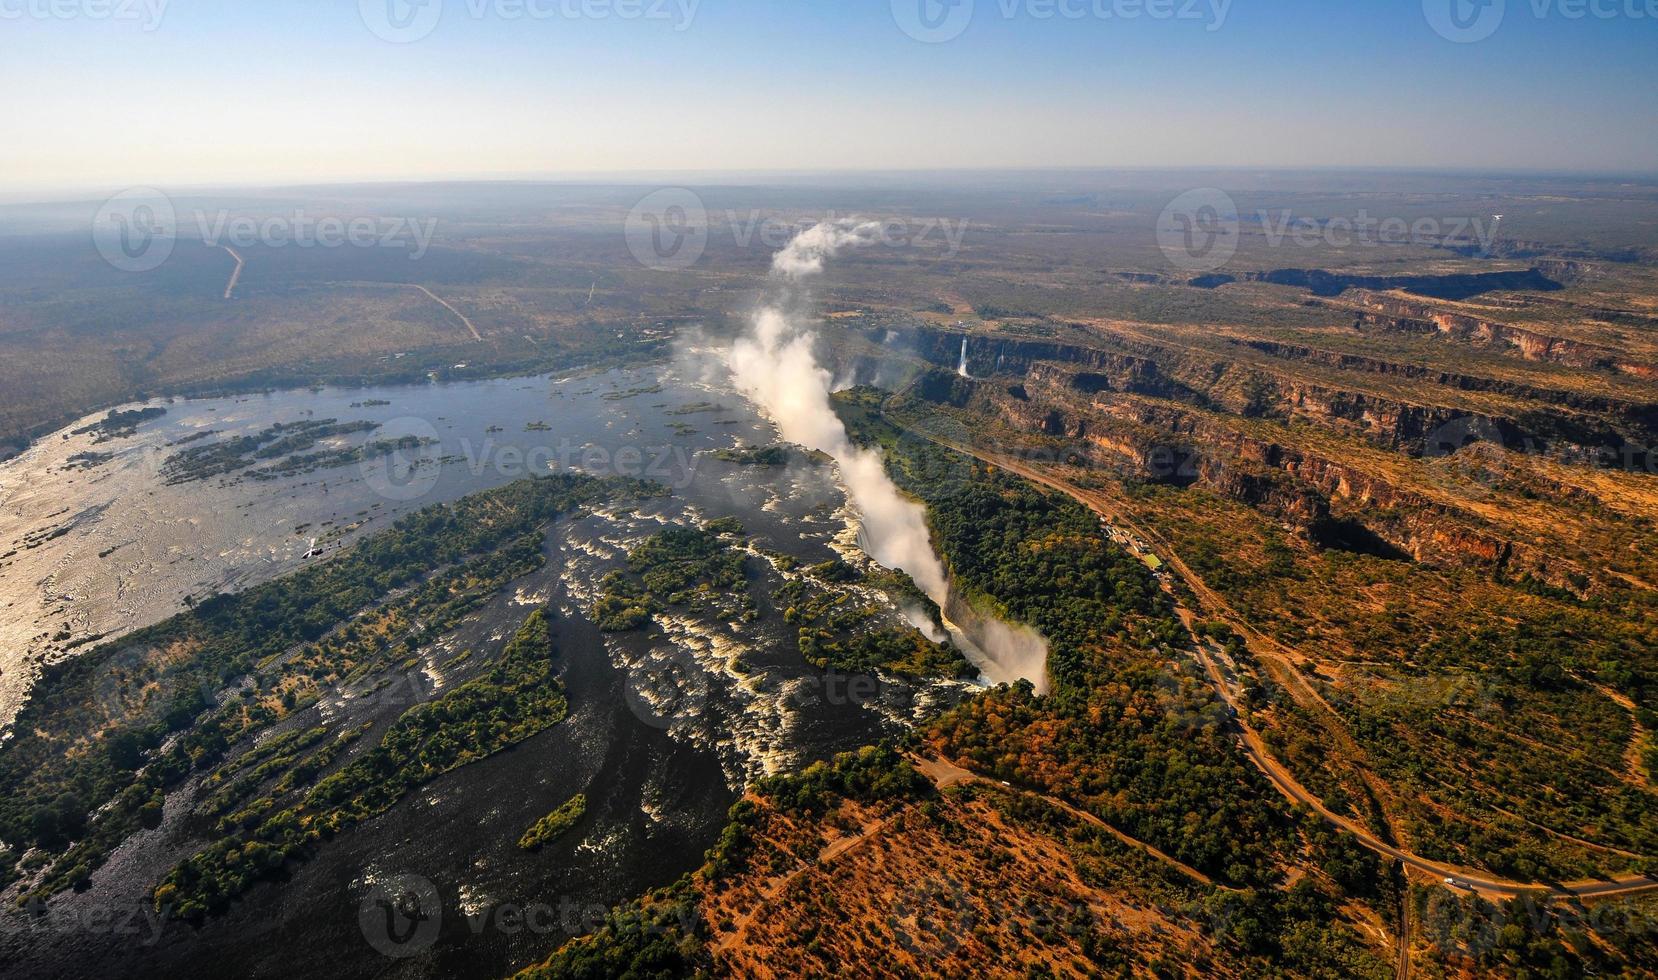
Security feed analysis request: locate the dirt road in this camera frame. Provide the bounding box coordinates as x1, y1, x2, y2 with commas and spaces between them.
219, 245, 244, 299
410, 284, 482, 342
912, 755, 1222, 888
909, 429, 1658, 903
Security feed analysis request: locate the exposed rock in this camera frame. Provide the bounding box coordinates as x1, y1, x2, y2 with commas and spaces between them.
1346, 292, 1658, 380
900, 325, 1649, 457
936, 366, 1560, 583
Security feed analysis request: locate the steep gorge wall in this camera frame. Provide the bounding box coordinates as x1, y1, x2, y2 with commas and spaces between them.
988, 374, 1528, 573
903, 325, 1651, 456
1346, 292, 1658, 380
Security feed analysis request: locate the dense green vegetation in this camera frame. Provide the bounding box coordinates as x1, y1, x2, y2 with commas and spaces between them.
153, 608, 569, 919
706, 444, 790, 466
592, 524, 754, 631
71, 406, 167, 442
1198, 882, 1393, 979
201, 723, 372, 834
515, 878, 710, 980
836, 388, 1297, 888
1137, 480, 1658, 879
1415, 888, 1658, 977
242, 434, 434, 483
520, 794, 588, 851
160, 418, 381, 484
0, 474, 653, 903
776, 567, 973, 679
756, 744, 933, 818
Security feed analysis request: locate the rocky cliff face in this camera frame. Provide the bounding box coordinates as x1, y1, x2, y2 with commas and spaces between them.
1348, 292, 1658, 380
996, 371, 1549, 576
901, 325, 1652, 457
868, 314, 1648, 589
899, 341, 1568, 582
1241, 338, 1658, 432
915, 331, 1186, 399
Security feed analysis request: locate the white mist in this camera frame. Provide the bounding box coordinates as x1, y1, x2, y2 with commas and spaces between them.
727, 221, 1048, 692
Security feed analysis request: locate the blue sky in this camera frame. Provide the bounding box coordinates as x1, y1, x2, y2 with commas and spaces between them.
1, 0, 1654, 190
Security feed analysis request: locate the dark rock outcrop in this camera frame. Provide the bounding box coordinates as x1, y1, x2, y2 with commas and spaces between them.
1200, 267, 1566, 301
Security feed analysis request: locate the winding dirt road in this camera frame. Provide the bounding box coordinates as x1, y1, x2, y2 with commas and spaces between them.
907, 427, 1658, 904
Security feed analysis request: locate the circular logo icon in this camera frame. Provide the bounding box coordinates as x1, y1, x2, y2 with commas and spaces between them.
94, 188, 176, 273
624, 189, 709, 272
1156, 188, 1239, 273
360, 0, 444, 43
622, 650, 707, 731
890, 877, 973, 959
359, 416, 444, 503
1423, 0, 1505, 43
892, 0, 974, 43
359, 874, 442, 958
1422, 415, 1515, 497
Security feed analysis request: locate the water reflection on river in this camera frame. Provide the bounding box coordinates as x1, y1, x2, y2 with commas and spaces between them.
0, 361, 978, 978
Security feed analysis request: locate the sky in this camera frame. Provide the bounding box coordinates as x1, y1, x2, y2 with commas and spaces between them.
1, 0, 1655, 192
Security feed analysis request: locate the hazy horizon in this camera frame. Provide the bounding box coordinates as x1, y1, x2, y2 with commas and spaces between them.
3, 0, 1654, 192
7, 162, 1658, 208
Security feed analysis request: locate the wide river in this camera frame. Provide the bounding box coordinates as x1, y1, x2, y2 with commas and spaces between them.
0, 356, 982, 978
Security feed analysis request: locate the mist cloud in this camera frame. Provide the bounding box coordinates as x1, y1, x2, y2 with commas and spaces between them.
769, 219, 882, 279
728, 220, 1048, 691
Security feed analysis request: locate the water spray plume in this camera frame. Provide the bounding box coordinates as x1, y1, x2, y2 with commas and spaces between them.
727, 220, 1048, 691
